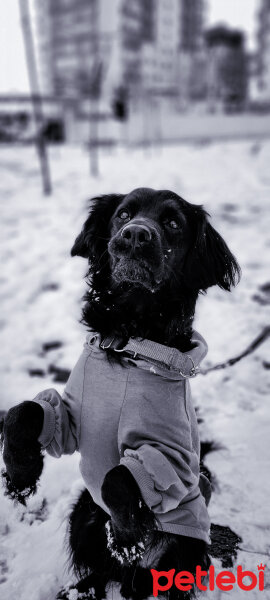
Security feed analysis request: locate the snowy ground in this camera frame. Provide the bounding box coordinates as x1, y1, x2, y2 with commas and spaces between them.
0, 141, 270, 600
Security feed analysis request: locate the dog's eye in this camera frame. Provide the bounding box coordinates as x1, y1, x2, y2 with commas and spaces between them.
167, 219, 180, 230
118, 209, 130, 221
169, 220, 179, 229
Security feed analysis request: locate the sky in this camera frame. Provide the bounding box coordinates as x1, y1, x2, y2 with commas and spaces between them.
0, 0, 260, 94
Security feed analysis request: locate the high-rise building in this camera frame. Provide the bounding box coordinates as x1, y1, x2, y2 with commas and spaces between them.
36, 0, 115, 98
179, 0, 206, 51
177, 0, 207, 104
205, 26, 248, 111
140, 0, 206, 92
34, 0, 206, 99
257, 0, 270, 100
141, 0, 180, 90
35, 0, 148, 98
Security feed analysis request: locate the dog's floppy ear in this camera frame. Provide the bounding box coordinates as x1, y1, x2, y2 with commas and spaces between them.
71, 229, 89, 258
184, 207, 241, 291
71, 194, 125, 260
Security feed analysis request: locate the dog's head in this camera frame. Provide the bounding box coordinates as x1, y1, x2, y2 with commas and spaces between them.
71, 188, 240, 295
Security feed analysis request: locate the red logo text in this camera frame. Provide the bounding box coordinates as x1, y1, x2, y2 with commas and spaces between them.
151, 564, 266, 595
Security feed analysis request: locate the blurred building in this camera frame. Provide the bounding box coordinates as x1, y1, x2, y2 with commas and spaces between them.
35, 0, 149, 98
177, 0, 207, 106
205, 26, 248, 112
180, 0, 205, 51
101, 0, 144, 98
257, 0, 270, 100
247, 51, 261, 103
141, 0, 179, 91
35, 0, 206, 102
36, 0, 112, 98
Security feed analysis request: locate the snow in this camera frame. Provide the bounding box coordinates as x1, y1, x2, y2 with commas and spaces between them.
0, 141, 270, 599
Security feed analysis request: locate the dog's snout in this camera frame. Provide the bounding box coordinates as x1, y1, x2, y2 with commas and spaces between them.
121, 223, 152, 247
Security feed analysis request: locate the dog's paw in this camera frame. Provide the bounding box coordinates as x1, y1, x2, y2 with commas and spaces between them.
120, 566, 154, 600
1, 402, 44, 504
105, 519, 148, 565
102, 465, 140, 511
1, 464, 43, 506
56, 574, 106, 600
101, 465, 157, 544
1, 443, 44, 505
3, 401, 44, 443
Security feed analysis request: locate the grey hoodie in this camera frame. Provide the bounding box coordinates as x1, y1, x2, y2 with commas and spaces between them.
34, 330, 211, 544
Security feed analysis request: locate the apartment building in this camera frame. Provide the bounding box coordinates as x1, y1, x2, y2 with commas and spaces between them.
35, 0, 206, 98
257, 0, 270, 100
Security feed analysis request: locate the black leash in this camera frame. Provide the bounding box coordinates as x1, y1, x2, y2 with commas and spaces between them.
200, 326, 270, 375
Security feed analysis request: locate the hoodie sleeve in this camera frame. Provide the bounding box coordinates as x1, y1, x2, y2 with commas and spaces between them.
120, 443, 199, 514
32, 345, 92, 457
32, 388, 78, 457
119, 376, 200, 514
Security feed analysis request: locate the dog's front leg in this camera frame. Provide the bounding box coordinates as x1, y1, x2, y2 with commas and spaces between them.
1, 401, 44, 503
101, 465, 156, 544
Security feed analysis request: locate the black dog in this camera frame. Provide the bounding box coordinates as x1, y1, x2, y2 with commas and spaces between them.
2, 188, 240, 600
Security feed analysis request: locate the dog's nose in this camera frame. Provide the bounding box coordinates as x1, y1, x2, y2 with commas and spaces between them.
121, 223, 152, 247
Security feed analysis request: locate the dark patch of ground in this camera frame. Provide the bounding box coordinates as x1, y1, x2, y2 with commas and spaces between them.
42, 341, 62, 353
253, 282, 270, 305
41, 283, 59, 292
210, 523, 242, 568
48, 365, 71, 383
28, 368, 46, 377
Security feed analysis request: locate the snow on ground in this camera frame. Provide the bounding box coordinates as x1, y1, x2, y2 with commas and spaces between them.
0, 141, 269, 599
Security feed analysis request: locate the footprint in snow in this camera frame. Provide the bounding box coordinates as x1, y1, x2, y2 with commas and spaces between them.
0, 558, 9, 585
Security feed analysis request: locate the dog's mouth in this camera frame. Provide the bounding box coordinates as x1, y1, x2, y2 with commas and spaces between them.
111, 257, 162, 291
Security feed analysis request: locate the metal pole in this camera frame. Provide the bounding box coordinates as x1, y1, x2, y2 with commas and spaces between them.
89, 98, 99, 177
19, 0, 52, 195
89, 1, 100, 177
